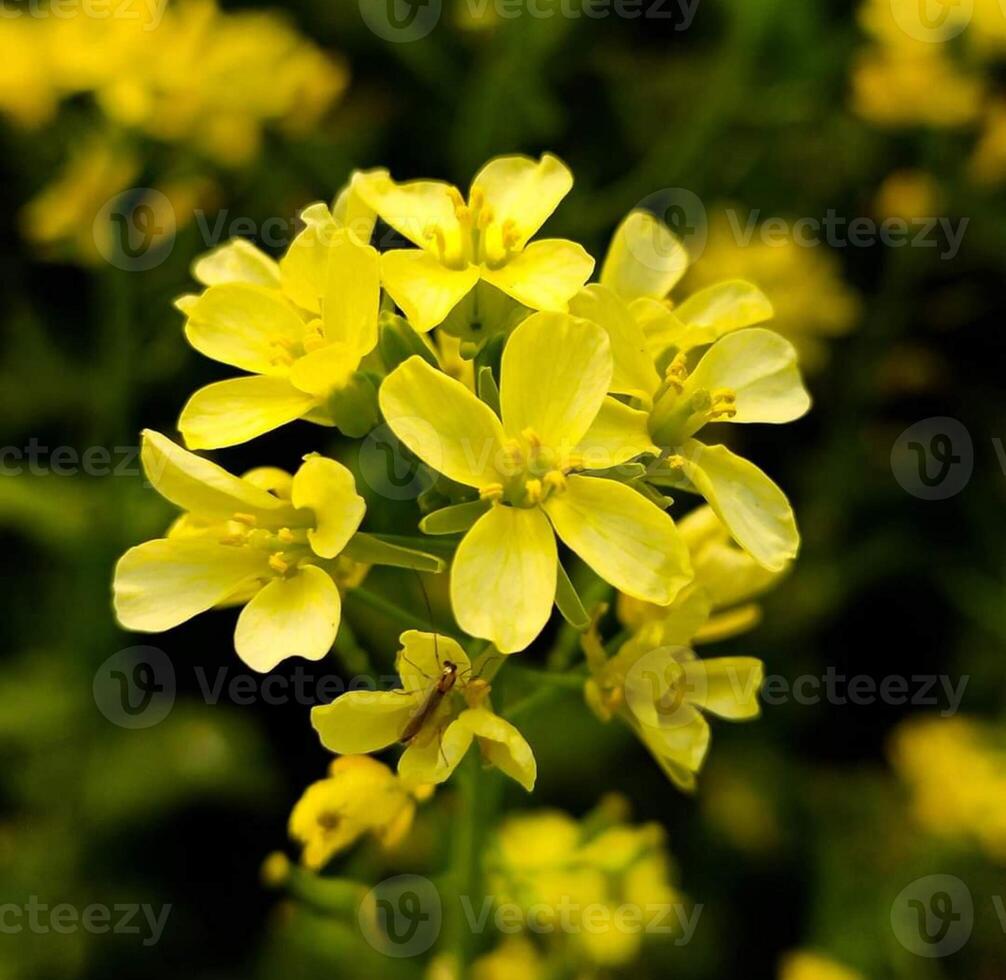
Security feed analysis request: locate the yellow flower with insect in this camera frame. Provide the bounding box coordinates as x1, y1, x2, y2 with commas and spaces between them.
288, 755, 430, 870
573, 210, 811, 572
176, 216, 382, 449
311, 631, 536, 791
113, 430, 371, 672
352, 153, 594, 334
379, 310, 692, 653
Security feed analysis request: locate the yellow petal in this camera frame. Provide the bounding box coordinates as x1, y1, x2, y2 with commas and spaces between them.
139, 429, 291, 519
451, 505, 557, 653
179, 376, 317, 450
332, 180, 377, 243
480, 239, 593, 312
113, 537, 267, 632
396, 631, 471, 694
192, 238, 281, 288
380, 356, 506, 489
678, 440, 798, 571
630, 297, 689, 360
234, 565, 341, 672
280, 202, 337, 314
352, 169, 463, 252
685, 328, 810, 423
675, 280, 773, 348
312, 689, 422, 754
500, 312, 611, 449
398, 716, 474, 787
600, 211, 689, 301
457, 707, 536, 791
184, 283, 307, 376
291, 456, 366, 559
323, 235, 380, 358
469, 153, 573, 248
637, 706, 710, 781
574, 397, 657, 469
682, 657, 763, 720
288, 343, 360, 397
381, 249, 479, 332
543, 475, 691, 605
569, 285, 661, 403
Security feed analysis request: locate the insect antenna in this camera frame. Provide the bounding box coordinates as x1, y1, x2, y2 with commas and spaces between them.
415, 569, 442, 670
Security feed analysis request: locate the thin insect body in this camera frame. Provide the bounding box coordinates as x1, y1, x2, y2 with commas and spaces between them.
398, 657, 458, 746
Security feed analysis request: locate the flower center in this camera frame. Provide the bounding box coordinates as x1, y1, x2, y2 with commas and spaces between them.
425, 187, 522, 271
479, 428, 582, 508
648, 356, 736, 446
219, 514, 313, 578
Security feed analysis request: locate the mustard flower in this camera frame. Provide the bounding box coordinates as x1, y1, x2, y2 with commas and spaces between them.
311, 631, 536, 791
379, 311, 692, 652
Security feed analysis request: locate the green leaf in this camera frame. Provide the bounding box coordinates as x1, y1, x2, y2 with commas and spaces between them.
418, 499, 491, 535
378, 312, 437, 371
554, 562, 590, 631
476, 366, 501, 416
342, 532, 445, 572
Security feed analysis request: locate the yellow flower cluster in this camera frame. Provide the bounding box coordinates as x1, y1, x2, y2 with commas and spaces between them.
890, 715, 1006, 861
113, 152, 807, 817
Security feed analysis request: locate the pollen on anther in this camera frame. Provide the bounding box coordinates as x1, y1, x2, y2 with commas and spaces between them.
277, 527, 295, 543
233, 512, 258, 526
268, 552, 290, 574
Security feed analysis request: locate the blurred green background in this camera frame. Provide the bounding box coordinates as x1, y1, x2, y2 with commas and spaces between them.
2, 0, 1005, 977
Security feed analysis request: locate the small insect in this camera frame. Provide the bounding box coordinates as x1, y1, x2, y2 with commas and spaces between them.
398, 657, 458, 746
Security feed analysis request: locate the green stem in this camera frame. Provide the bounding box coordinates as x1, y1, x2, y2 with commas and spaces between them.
346, 586, 441, 634
444, 751, 483, 973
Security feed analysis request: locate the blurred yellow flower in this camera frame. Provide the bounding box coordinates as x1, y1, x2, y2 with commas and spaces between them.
890, 715, 1006, 861
177, 222, 382, 448
780, 950, 864, 980
113, 430, 366, 671
380, 311, 690, 652
311, 631, 537, 791
471, 937, 543, 980
970, 102, 1006, 185
873, 169, 941, 221
289, 756, 428, 869
353, 153, 593, 333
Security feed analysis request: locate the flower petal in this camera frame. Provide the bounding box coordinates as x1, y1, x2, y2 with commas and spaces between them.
192, 238, 280, 288
184, 283, 307, 377
675, 281, 773, 348
600, 211, 689, 301
312, 689, 422, 755
139, 429, 290, 519
677, 440, 798, 571
323, 235, 380, 358
291, 456, 366, 559
682, 657, 763, 720
352, 169, 463, 251
575, 397, 657, 469
500, 312, 611, 450
543, 475, 691, 605
398, 716, 474, 787
178, 376, 317, 450
569, 285, 661, 403
469, 153, 573, 248
480, 239, 594, 312
280, 202, 337, 314
288, 342, 360, 397
451, 504, 557, 653
636, 706, 710, 782
113, 537, 267, 632
685, 328, 810, 423
382, 249, 479, 332
234, 565, 341, 672
457, 707, 536, 791
380, 356, 506, 489
395, 631, 471, 694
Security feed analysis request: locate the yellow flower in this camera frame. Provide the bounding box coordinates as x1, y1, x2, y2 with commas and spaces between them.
379, 311, 692, 652
486, 804, 680, 967
311, 631, 536, 791
681, 213, 860, 371
970, 102, 1006, 185
113, 430, 366, 671
472, 937, 543, 980
578, 211, 811, 571
618, 504, 790, 645
289, 755, 428, 869
779, 950, 864, 980
177, 220, 382, 449
0, 20, 59, 127
352, 153, 594, 333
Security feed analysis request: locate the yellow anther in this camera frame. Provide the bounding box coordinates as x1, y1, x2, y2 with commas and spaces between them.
562, 453, 584, 472
277, 527, 295, 544
469, 187, 485, 210
447, 185, 466, 209
524, 478, 543, 504
664, 352, 689, 391
454, 203, 471, 223
232, 512, 258, 526
476, 206, 495, 230
501, 438, 524, 470
268, 552, 290, 574
543, 470, 566, 493
520, 427, 541, 449
464, 677, 491, 708
710, 388, 737, 420
666, 454, 686, 470
479, 483, 504, 502
501, 219, 520, 248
